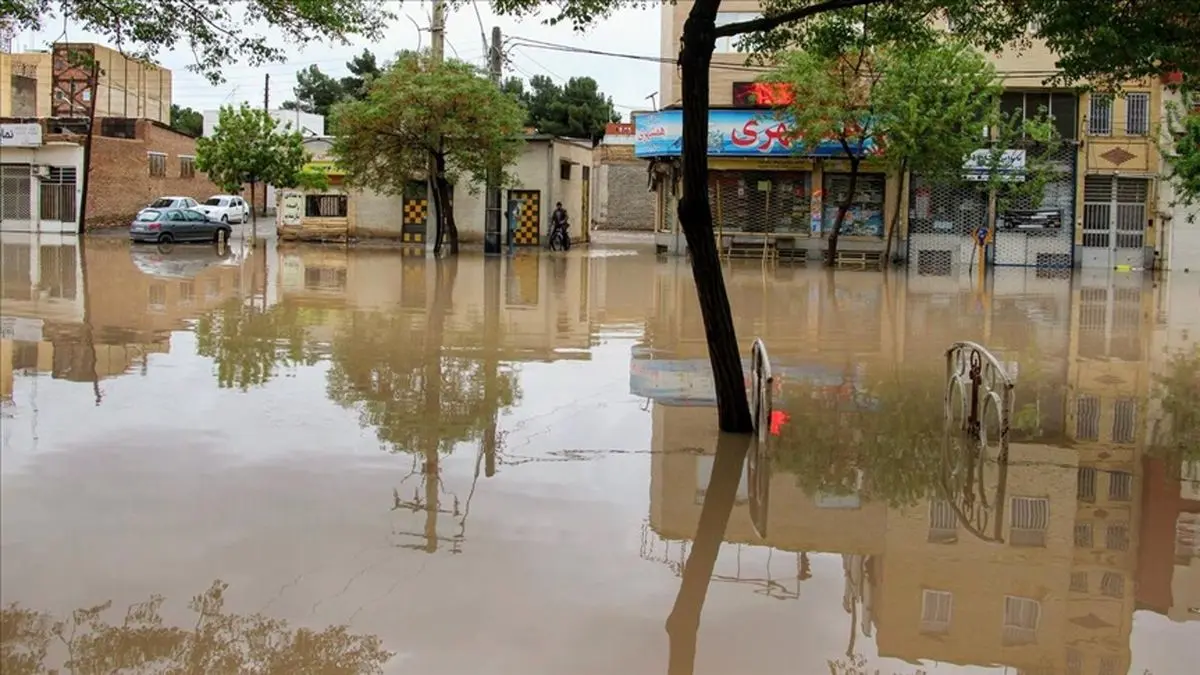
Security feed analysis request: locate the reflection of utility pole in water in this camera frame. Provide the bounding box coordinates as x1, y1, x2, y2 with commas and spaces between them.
483, 256, 501, 476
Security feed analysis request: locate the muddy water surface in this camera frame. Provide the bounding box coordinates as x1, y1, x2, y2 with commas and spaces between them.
1, 234, 1197, 674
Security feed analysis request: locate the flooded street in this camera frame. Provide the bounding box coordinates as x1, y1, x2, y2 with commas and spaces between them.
2, 233, 1198, 674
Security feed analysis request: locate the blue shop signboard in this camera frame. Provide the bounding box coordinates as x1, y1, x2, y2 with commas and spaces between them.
634, 109, 877, 159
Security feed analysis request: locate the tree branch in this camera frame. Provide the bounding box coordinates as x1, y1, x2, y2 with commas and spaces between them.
713, 0, 886, 37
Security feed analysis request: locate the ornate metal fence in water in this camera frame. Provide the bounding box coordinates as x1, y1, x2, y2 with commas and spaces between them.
940, 341, 1016, 542
748, 338, 773, 539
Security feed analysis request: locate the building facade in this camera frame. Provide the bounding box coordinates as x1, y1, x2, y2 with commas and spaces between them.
652, 3, 1177, 270
279, 135, 594, 248
593, 122, 656, 231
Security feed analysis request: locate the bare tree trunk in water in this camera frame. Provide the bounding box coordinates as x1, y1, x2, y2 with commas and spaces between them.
882, 159, 906, 264
826, 155, 860, 266
679, 0, 753, 433
77, 239, 102, 405
430, 172, 445, 257
434, 150, 459, 255
666, 433, 751, 675
422, 256, 457, 551
250, 181, 258, 249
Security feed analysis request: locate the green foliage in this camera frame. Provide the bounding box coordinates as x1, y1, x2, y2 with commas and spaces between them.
976, 109, 1064, 214
1151, 345, 1200, 463
168, 104, 203, 137
0, 581, 392, 673
3, 1, 394, 84
195, 104, 326, 195
1163, 92, 1200, 211
330, 52, 527, 197
503, 74, 621, 140
194, 300, 324, 391
281, 49, 383, 119
762, 48, 877, 159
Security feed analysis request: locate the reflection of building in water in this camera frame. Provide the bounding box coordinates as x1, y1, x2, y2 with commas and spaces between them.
1062, 270, 1154, 675
275, 247, 594, 358
875, 443, 1079, 672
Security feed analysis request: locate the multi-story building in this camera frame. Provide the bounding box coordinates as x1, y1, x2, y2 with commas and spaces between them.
1, 43, 219, 233
642, 3, 1177, 270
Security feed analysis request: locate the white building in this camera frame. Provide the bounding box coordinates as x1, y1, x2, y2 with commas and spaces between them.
201, 109, 324, 138
1158, 88, 1200, 271
0, 122, 84, 234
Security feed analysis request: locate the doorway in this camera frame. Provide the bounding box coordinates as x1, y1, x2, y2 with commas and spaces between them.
1081, 176, 1150, 268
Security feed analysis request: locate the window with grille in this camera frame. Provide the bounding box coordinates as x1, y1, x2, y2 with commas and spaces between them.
1088, 95, 1113, 135
0, 164, 34, 220
920, 589, 953, 634
1010, 497, 1049, 547
100, 118, 137, 139
1075, 522, 1094, 548
559, 161, 572, 180
999, 90, 1079, 139
305, 194, 348, 218
1100, 572, 1124, 598
148, 283, 167, 312
1112, 398, 1137, 444
714, 13, 759, 53
38, 245, 77, 300
303, 266, 348, 291
39, 166, 77, 224
928, 500, 958, 543
1070, 571, 1088, 593
148, 152, 167, 177
1002, 596, 1040, 646
179, 281, 194, 304
1075, 395, 1100, 440
1106, 522, 1130, 551
1125, 92, 1149, 135
179, 156, 195, 179
1077, 466, 1097, 502
1108, 471, 1133, 501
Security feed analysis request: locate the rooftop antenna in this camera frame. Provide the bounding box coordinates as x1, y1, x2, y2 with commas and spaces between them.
645, 92, 658, 111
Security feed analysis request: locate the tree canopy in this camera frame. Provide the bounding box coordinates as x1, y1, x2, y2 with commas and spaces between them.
1164, 95, 1200, 212
195, 104, 326, 195
168, 104, 203, 137
330, 52, 527, 254
281, 49, 383, 118
502, 74, 621, 141
4, 0, 393, 83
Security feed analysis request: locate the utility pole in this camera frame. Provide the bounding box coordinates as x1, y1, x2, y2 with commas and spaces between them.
431, 0, 446, 62
484, 26, 503, 255
427, 0, 447, 252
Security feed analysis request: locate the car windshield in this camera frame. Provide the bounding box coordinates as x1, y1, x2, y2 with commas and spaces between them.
149, 199, 174, 208
204, 198, 227, 206
137, 210, 161, 222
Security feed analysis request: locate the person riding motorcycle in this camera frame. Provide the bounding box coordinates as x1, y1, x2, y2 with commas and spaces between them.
550, 202, 571, 250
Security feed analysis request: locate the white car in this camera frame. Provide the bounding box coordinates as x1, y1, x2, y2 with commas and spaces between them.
195, 195, 251, 224
141, 196, 198, 214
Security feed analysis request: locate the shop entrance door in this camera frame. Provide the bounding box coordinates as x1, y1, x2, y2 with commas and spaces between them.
1081, 176, 1149, 268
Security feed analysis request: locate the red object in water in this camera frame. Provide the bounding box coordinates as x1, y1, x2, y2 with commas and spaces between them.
769, 410, 790, 436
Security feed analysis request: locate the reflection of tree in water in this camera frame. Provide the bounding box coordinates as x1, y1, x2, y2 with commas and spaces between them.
1151, 346, 1200, 469
0, 580, 391, 674
194, 300, 324, 391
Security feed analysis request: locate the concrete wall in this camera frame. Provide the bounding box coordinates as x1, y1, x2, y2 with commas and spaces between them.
86, 119, 221, 228
0, 53, 52, 117
91, 44, 172, 124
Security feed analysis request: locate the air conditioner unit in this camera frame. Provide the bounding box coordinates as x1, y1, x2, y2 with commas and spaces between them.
34, 165, 51, 179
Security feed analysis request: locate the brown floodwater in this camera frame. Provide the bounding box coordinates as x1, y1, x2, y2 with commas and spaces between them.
1, 233, 1197, 674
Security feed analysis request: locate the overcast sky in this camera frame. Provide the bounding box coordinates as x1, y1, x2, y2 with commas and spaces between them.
18, 2, 662, 120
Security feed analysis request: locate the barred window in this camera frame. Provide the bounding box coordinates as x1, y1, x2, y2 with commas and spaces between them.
1125, 92, 1149, 135
179, 156, 195, 179
148, 152, 167, 177
305, 194, 348, 218
1088, 95, 1113, 135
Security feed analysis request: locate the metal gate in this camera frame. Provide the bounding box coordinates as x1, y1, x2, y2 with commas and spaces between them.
38, 166, 77, 232
401, 180, 428, 245
1081, 175, 1150, 269
508, 189, 541, 246
0, 164, 33, 227
993, 147, 1076, 268
581, 165, 591, 241
906, 174, 987, 272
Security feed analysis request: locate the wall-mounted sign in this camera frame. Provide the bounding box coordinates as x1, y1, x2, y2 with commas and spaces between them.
0, 123, 43, 147
999, 209, 1062, 230
963, 149, 1026, 182
634, 109, 878, 158
279, 192, 303, 226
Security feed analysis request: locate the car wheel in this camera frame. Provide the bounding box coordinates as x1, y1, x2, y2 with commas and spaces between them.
157, 232, 174, 244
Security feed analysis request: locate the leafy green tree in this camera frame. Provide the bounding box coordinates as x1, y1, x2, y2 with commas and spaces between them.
195, 104, 328, 242
1150, 345, 1200, 466
330, 52, 526, 255
340, 48, 383, 100
505, 74, 620, 142
1164, 92, 1200, 215
0, 580, 392, 673
280, 64, 346, 118
168, 103, 203, 137
483, 0, 1199, 435
5, 1, 393, 84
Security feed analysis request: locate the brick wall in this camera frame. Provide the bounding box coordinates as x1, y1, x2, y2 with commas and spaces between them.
596, 161, 655, 231
84, 118, 221, 229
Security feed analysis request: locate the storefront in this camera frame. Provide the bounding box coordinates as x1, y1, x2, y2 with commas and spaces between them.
635, 109, 896, 258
